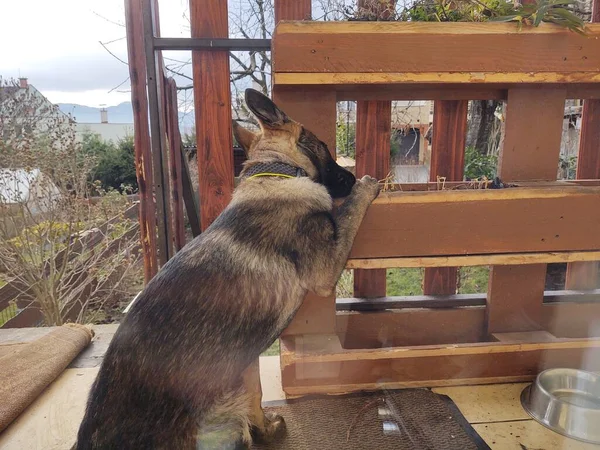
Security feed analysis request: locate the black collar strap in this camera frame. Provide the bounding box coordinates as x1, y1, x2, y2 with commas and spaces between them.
242, 162, 307, 180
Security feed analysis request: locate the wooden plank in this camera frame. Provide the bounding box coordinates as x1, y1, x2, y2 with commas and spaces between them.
190, 0, 234, 230
542, 301, 600, 338
347, 250, 600, 269
124, 0, 158, 282
348, 186, 600, 259
492, 331, 557, 342
424, 100, 468, 295
180, 145, 201, 237
432, 383, 532, 423
487, 88, 566, 335
338, 290, 600, 309
273, 22, 600, 75
473, 420, 600, 450
141, 0, 172, 265
0, 368, 100, 450
274, 0, 310, 24
280, 334, 600, 395
331, 84, 600, 101
273, 88, 337, 335
165, 78, 186, 251
336, 299, 600, 350
498, 88, 566, 181
275, 72, 600, 85
337, 307, 485, 349
354, 100, 391, 297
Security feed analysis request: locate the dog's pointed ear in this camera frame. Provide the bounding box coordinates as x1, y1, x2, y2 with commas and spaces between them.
232, 121, 256, 156
245, 89, 289, 128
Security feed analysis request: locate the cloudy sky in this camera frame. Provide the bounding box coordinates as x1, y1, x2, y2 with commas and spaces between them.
0, 0, 192, 107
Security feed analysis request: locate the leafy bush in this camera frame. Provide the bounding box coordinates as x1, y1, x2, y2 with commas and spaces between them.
81, 132, 137, 192
464, 146, 498, 180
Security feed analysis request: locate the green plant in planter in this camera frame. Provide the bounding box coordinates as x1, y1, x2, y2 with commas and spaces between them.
491, 0, 586, 34
394, 0, 586, 34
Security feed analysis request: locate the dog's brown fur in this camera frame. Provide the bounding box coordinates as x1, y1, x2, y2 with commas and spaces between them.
74, 89, 379, 449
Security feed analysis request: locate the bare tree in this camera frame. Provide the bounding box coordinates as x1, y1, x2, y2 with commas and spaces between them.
0, 78, 141, 326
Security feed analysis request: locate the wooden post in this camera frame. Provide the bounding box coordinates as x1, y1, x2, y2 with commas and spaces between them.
190, 0, 234, 230
275, 0, 311, 23
274, 88, 337, 336
423, 100, 468, 295
566, 0, 600, 290
353, 101, 390, 297
352, 0, 395, 299
124, 0, 158, 282
486, 88, 566, 334
165, 78, 186, 251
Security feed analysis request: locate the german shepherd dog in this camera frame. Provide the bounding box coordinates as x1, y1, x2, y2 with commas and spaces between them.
74, 89, 380, 449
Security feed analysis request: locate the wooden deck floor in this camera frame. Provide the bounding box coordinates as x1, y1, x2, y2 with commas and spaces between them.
0, 325, 597, 449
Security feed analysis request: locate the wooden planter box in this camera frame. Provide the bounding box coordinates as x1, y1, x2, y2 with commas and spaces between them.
272, 21, 600, 397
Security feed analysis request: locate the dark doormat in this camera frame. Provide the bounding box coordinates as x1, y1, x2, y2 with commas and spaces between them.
253, 388, 491, 450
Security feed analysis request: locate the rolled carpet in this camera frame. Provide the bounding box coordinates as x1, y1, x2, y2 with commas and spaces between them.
0, 323, 94, 433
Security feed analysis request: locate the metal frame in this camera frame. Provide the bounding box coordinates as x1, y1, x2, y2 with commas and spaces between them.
153, 38, 271, 51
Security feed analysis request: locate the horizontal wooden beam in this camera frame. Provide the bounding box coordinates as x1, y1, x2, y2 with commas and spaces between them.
337, 307, 486, 348
348, 185, 600, 259
331, 84, 600, 101
275, 72, 600, 86
336, 290, 600, 311
347, 250, 600, 269
274, 22, 600, 82
335, 296, 600, 349
280, 333, 600, 395
281, 333, 600, 364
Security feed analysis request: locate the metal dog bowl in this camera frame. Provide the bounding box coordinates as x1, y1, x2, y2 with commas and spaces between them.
521, 368, 600, 444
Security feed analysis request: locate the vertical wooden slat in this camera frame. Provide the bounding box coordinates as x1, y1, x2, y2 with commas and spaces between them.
153, 0, 174, 262
165, 78, 186, 251
353, 101, 391, 298
180, 146, 202, 237
190, 0, 234, 230
423, 100, 468, 295
274, 88, 336, 336
152, 0, 173, 258
275, 0, 311, 23
486, 88, 566, 334
565, 0, 600, 290
141, 0, 172, 265
124, 0, 158, 282
352, 0, 396, 299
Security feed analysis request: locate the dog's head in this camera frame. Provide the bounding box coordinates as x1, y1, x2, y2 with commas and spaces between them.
233, 89, 356, 198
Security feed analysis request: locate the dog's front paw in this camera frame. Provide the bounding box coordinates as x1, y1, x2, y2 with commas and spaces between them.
354, 175, 380, 201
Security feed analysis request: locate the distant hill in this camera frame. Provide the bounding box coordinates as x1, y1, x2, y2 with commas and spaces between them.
57, 102, 195, 133
57, 102, 135, 124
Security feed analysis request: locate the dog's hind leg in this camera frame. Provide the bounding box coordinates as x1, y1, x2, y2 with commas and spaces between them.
243, 359, 286, 444
196, 387, 253, 449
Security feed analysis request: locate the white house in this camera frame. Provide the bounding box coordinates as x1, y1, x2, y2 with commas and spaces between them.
74, 108, 134, 143
0, 168, 61, 217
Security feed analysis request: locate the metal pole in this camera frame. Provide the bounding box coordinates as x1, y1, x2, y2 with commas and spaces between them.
153, 37, 271, 51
